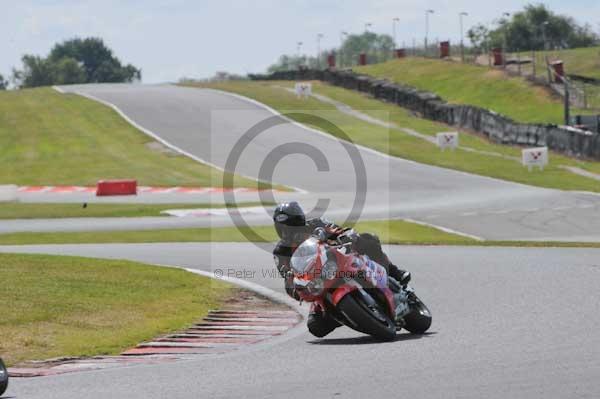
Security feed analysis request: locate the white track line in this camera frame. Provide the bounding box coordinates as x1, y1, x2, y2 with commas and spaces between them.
185, 268, 305, 316
52, 85, 304, 194
402, 218, 485, 241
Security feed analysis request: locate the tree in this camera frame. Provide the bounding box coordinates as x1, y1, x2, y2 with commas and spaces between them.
13, 55, 56, 88
267, 32, 395, 72
12, 37, 141, 88
338, 32, 394, 66
52, 58, 86, 85
469, 4, 599, 52
0, 74, 7, 90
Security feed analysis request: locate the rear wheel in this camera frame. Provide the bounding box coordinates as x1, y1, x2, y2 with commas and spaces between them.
0, 358, 8, 396
338, 293, 396, 341
403, 295, 432, 334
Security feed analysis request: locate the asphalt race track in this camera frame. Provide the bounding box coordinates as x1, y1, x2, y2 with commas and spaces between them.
4, 84, 600, 398
6, 83, 600, 241
3, 243, 600, 398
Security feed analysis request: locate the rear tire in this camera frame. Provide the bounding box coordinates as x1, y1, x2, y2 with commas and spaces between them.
403, 296, 432, 334
0, 358, 8, 397
338, 294, 396, 341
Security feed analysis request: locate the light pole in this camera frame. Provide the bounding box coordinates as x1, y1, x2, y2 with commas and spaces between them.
317, 33, 324, 69
541, 21, 550, 51
502, 12, 510, 68
365, 22, 372, 33
425, 9, 434, 57
393, 17, 400, 48
459, 12, 468, 62
340, 31, 349, 68
296, 41, 303, 66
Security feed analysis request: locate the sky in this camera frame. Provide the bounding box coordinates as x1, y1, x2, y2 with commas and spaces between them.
1, 0, 599, 83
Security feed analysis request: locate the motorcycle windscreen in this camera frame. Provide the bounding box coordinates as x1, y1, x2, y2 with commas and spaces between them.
290, 237, 319, 274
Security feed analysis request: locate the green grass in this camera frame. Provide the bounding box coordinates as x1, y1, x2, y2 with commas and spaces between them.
519, 46, 600, 81
0, 219, 470, 246
0, 201, 270, 219
187, 80, 600, 192
0, 253, 231, 365
1, 219, 599, 248
356, 57, 572, 124
0, 87, 261, 188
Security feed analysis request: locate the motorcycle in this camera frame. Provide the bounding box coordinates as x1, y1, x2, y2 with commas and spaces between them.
290, 229, 432, 341
0, 357, 7, 396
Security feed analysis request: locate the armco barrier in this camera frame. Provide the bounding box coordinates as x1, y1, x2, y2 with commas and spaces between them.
249, 69, 600, 160
96, 180, 137, 196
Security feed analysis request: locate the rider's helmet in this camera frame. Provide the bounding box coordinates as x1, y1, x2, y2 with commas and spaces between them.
273, 201, 306, 242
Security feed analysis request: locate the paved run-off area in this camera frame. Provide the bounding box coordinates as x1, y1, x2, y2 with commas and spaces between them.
1, 242, 599, 399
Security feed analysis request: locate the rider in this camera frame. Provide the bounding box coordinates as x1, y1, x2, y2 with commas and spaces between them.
272, 201, 411, 337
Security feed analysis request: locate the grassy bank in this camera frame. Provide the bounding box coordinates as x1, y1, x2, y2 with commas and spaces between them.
519, 46, 600, 81
0, 253, 231, 365
356, 57, 574, 124
0, 201, 270, 219
189, 81, 600, 192
0, 87, 260, 188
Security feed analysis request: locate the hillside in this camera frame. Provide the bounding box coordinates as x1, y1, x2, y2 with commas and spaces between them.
356, 57, 573, 125
0, 88, 258, 187
523, 46, 600, 81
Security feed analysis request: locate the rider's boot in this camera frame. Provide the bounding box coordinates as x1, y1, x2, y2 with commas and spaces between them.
389, 263, 411, 286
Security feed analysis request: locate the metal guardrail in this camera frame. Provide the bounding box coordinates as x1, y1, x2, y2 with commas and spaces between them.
571, 115, 600, 133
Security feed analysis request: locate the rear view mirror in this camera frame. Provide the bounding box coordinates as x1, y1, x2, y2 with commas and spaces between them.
311, 227, 327, 242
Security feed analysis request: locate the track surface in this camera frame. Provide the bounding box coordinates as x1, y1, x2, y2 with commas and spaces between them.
3, 243, 600, 398
5, 83, 599, 240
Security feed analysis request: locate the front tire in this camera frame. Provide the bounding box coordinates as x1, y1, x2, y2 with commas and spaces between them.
307, 312, 340, 338
0, 358, 8, 397
403, 295, 432, 334
338, 293, 396, 341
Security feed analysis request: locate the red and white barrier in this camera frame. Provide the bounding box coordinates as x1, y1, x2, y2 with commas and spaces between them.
18, 186, 278, 194
96, 180, 138, 196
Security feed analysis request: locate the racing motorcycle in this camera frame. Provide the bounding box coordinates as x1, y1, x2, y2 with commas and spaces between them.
0, 357, 7, 396
290, 229, 432, 341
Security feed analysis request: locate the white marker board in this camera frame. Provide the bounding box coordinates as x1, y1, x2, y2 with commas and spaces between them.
436, 132, 459, 150
522, 147, 549, 171
294, 82, 312, 99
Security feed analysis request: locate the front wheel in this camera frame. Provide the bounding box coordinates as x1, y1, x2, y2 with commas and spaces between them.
0, 358, 8, 396
403, 295, 432, 334
338, 293, 396, 341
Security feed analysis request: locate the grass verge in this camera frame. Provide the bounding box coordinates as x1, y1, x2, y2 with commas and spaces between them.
0, 220, 598, 248
0, 202, 270, 219
188, 80, 600, 192
0, 219, 466, 246
0, 253, 231, 366
0, 87, 261, 188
